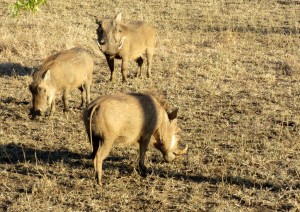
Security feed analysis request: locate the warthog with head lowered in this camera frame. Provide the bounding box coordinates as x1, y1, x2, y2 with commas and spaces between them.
83, 93, 188, 184
29, 47, 94, 116
96, 12, 156, 82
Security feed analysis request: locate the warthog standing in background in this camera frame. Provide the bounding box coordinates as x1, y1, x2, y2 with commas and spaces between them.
83, 93, 188, 184
29, 47, 94, 116
96, 12, 156, 82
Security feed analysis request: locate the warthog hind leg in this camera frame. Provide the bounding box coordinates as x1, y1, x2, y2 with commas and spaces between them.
79, 86, 86, 108
62, 89, 70, 112
146, 47, 154, 78
95, 138, 113, 185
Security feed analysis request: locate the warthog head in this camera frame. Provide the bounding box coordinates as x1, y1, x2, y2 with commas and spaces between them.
29, 70, 55, 116
96, 12, 127, 56
152, 109, 188, 163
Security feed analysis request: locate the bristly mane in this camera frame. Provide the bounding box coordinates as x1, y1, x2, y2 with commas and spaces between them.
32, 51, 60, 80
143, 91, 170, 112
40, 51, 60, 71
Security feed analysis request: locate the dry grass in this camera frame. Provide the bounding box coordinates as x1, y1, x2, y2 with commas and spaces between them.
1, 0, 300, 211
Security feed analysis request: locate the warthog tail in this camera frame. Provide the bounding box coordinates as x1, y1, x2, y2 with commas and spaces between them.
87, 103, 100, 152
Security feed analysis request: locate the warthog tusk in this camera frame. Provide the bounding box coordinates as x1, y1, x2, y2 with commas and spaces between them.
174, 144, 188, 156
97, 41, 102, 50
118, 36, 126, 49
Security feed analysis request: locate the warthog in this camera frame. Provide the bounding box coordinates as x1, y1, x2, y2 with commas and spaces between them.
29, 47, 94, 116
96, 12, 156, 82
83, 93, 188, 184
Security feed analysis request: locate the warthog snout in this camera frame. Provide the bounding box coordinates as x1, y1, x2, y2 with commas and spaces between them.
164, 144, 188, 163
34, 109, 43, 116
31, 105, 46, 117
164, 152, 176, 163
29, 107, 45, 119
29, 107, 40, 118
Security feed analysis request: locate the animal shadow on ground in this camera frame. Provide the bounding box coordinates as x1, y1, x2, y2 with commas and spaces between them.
0, 63, 36, 77
0, 143, 85, 166
277, 0, 300, 5
152, 167, 300, 192
2, 143, 298, 192
1, 97, 30, 120
0, 143, 134, 177
205, 25, 300, 35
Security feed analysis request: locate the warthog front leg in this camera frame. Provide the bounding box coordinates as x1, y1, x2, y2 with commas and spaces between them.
79, 82, 91, 108
105, 54, 115, 81
121, 58, 129, 82
85, 82, 91, 105
146, 48, 154, 78
49, 96, 56, 116
138, 135, 151, 176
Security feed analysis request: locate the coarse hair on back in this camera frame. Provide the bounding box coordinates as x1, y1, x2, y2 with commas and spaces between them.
39, 51, 60, 71
31, 51, 60, 80
142, 90, 170, 112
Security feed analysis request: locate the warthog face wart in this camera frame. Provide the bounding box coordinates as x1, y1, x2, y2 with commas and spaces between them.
151, 109, 188, 163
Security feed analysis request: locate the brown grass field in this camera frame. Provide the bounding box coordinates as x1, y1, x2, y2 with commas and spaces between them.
1, 0, 300, 211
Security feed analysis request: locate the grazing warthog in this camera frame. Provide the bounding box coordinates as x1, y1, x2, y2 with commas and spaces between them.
29, 47, 94, 116
83, 93, 188, 184
96, 12, 156, 82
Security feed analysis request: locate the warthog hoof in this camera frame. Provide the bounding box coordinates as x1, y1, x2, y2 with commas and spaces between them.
138, 165, 153, 177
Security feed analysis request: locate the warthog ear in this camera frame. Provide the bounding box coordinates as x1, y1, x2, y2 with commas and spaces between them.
168, 108, 179, 121
42, 69, 51, 81
95, 18, 101, 26
30, 68, 37, 76
114, 12, 122, 23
